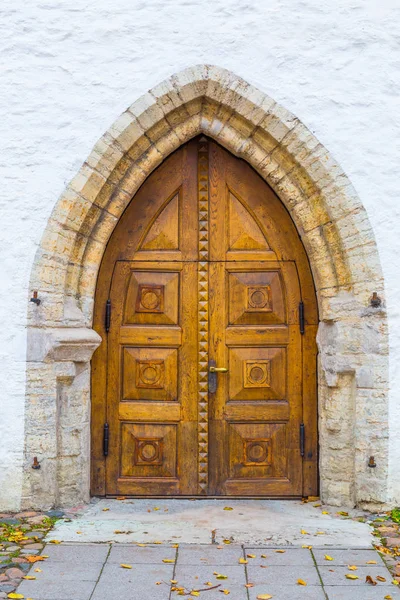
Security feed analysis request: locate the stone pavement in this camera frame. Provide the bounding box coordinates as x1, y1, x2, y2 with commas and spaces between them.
15, 543, 400, 600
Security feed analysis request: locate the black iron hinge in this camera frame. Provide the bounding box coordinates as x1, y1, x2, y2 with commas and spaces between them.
105, 299, 111, 333
299, 301, 305, 335
300, 423, 305, 457
103, 423, 109, 456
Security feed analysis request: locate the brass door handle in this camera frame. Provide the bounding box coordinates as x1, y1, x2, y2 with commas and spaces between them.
209, 366, 228, 373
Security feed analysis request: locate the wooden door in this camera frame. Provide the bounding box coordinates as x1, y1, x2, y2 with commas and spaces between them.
91, 137, 318, 498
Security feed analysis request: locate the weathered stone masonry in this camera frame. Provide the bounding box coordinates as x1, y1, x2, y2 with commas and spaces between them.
24, 65, 388, 509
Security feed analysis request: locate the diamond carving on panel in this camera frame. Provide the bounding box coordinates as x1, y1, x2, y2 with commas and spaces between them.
247, 286, 272, 312
136, 284, 164, 313
244, 439, 271, 466
244, 360, 271, 388
134, 437, 163, 466
136, 360, 165, 389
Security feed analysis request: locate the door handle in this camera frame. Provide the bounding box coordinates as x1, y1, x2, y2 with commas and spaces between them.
208, 360, 228, 393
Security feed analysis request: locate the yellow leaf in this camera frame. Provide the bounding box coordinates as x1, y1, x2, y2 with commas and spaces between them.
191, 592, 200, 597
76, 531, 82, 534
153, 507, 160, 511
155, 581, 162, 585
338, 511, 349, 516
322, 511, 329, 515
245, 583, 254, 588
384, 595, 393, 599
102, 508, 110, 511
239, 558, 248, 564
22, 576, 36, 580
297, 579, 307, 586
302, 545, 312, 549
170, 580, 177, 584
392, 579, 399, 585
205, 582, 213, 586
275, 549, 285, 553
49, 539, 61, 544
261, 554, 267, 558
171, 544, 179, 548
247, 554, 256, 558
34, 568, 42, 572
137, 543, 146, 547
153, 541, 162, 544
221, 590, 230, 595
324, 555, 334, 561
256, 595, 273, 600
300, 529, 309, 535
7, 595, 25, 599
216, 574, 228, 580
345, 574, 359, 580
316, 531, 325, 535
348, 565, 358, 571
223, 539, 231, 544
162, 559, 175, 563
120, 564, 132, 569
223, 507, 233, 510
366, 560, 377, 564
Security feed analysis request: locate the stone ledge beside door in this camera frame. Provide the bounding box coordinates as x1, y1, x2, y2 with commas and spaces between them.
27, 327, 102, 363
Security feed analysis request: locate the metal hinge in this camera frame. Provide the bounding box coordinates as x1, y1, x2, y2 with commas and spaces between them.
103, 423, 109, 456
300, 423, 305, 457
299, 301, 305, 335
105, 299, 111, 333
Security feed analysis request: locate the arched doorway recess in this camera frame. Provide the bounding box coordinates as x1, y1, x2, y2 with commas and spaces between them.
25, 65, 388, 509
91, 136, 318, 497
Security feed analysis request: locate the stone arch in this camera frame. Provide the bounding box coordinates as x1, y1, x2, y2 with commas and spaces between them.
25, 65, 388, 509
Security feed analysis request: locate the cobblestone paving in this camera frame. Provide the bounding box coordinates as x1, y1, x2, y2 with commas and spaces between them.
12, 543, 400, 600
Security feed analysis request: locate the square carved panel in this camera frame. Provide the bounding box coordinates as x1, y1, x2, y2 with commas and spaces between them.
228, 270, 285, 325
229, 347, 286, 401
135, 284, 164, 313
228, 422, 287, 479
122, 347, 177, 401
124, 270, 179, 325
244, 360, 271, 388
121, 423, 176, 478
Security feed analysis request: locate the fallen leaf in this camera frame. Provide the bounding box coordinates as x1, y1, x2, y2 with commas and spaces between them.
220, 591, 230, 595
345, 574, 359, 580
275, 549, 285, 553
191, 592, 200, 597
120, 564, 132, 569
205, 582, 213, 586
22, 576, 36, 580
102, 508, 110, 511
297, 579, 307, 586
34, 568, 42, 573
76, 531, 82, 534
392, 579, 399, 585
171, 544, 179, 548
300, 529, 309, 535
313, 503, 322, 507
153, 507, 160, 511
223, 540, 231, 545
337, 511, 349, 516
223, 507, 233, 511
216, 574, 228, 580
261, 554, 267, 558
162, 559, 175, 563
137, 543, 146, 547
239, 558, 248, 564
247, 554, 256, 559
49, 539, 61, 544
245, 583, 254, 588
302, 545, 312, 549
365, 575, 377, 586
322, 511, 329, 515
256, 595, 273, 600
348, 565, 358, 571
316, 531, 325, 535
7, 595, 25, 599
170, 580, 178, 584
377, 575, 387, 582
384, 595, 393, 599
26, 556, 46, 563
366, 560, 377, 564
116, 496, 126, 500
155, 581, 162, 585
324, 555, 334, 561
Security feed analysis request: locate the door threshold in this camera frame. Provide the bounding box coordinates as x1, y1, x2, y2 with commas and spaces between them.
103, 495, 304, 500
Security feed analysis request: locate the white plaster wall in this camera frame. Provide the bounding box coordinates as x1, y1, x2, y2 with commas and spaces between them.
1, 0, 399, 510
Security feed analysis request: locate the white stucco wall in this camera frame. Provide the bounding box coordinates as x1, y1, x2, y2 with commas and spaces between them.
1, 0, 399, 510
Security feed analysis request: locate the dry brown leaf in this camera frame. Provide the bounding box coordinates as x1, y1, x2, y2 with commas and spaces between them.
155, 581, 162, 585
26, 555, 46, 563
245, 583, 254, 588
377, 575, 386, 582
297, 579, 307, 586
261, 554, 267, 558
256, 595, 273, 600
345, 574, 359, 580
365, 575, 377, 586
275, 550, 286, 553
247, 554, 256, 559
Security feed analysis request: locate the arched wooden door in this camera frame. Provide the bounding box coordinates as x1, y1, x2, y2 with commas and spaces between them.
91, 136, 318, 498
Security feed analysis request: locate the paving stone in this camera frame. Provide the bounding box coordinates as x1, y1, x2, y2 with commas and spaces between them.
248, 584, 326, 600
0, 592, 7, 598
108, 543, 176, 564
319, 565, 391, 586
246, 564, 321, 586
91, 564, 174, 600
20, 547, 39, 554
387, 538, 400, 548
177, 544, 244, 565
324, 585, 400, 599
5, 567, 24, 579
0, 584, 14, 593
0, 576, 7, 583
26, 530, 45, 539
15, 511, 38, 519
313, 548, 386, 566
17, 578, 96, 600
0, 519, 19, 525
25, 561, 102, 582
5, 546, 20, 552
245, 547, 314, 566
24, 542, 44, 550
46, 510, 65, 518
173, 565, 247, 599
35, 543, 110, 563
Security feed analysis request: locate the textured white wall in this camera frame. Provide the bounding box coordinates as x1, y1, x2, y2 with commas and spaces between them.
1, 0, 399, 509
